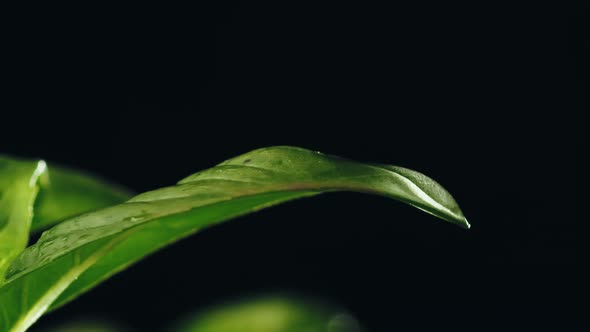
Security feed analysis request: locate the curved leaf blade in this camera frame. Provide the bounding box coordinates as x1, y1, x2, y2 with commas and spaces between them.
0, 157, 47, 281
0, 146, 468, 332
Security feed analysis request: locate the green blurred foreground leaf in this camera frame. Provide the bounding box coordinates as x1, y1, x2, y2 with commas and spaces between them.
174, 296, 363, 332
0, 157, 47, 281
0, 146, 468, 332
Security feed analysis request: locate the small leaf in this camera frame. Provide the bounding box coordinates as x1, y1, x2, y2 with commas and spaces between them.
0, 157, 47, 282
0, 146, 468, 332
173, 295, 364, 332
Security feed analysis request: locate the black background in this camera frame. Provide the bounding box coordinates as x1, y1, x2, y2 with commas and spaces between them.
2, 2, 584, 331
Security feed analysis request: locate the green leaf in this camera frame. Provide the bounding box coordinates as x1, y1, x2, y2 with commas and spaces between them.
0, 146, 468, 332
0, 157, 47, 282
31, 164, 133, 233
173, 295, 363, 332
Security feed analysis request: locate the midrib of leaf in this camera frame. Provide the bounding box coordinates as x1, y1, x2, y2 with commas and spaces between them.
8, 231, 133, 332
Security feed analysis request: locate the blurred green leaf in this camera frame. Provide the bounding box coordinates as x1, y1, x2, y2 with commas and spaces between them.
0, 157, 47, 281
174, 296, 363, 332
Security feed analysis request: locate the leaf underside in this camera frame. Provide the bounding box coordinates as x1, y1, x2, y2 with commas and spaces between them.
0, 146, 468, 332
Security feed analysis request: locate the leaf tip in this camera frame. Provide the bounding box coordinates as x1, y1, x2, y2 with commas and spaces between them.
459, 217, 471, 230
